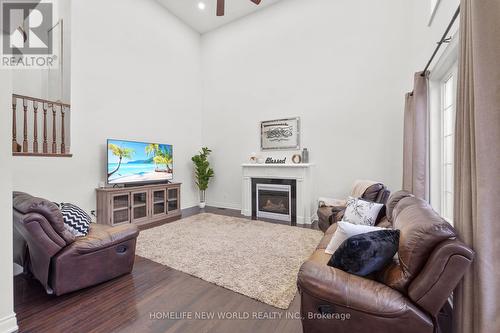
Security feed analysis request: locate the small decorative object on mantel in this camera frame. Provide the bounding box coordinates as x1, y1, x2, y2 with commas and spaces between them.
249, 152, 258, 163
302, 148, 309, 163
292, 154, 302, 164
265, 157, 286, 164
261, 117, 300, 151
191, 147, 215, 209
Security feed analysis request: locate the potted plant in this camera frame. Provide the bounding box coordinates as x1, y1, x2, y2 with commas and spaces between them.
191, 147, 214, 208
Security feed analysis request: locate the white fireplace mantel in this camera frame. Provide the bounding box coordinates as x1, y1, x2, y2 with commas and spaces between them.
241, 163, 315, 224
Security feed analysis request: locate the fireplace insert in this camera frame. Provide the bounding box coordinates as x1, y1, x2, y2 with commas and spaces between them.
252, 178, 297, 225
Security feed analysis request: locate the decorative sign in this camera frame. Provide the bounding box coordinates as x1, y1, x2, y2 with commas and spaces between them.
265, 157, 286, 164
260, 117, 300, 151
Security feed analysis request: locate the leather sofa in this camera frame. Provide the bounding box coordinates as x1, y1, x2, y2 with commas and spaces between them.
298, 190, 474, 333
317, 182, 390, 232
13, 192, 139, 296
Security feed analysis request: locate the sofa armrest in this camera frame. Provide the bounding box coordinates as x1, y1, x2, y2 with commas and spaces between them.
14, 212, 66, 293
331, 208, 345, 223
298, 261, 412, 316
66, 223, 139, 255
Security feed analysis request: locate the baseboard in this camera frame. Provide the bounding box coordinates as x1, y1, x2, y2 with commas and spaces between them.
0, 313, 18, 333
206, 201, 241, 211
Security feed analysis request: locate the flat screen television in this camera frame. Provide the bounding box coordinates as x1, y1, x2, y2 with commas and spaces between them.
107, 139, 173, 185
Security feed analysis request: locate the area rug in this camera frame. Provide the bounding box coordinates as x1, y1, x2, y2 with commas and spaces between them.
136, 213, 322, 309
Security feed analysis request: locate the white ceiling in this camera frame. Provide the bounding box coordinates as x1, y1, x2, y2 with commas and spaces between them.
156, 0, 285, 34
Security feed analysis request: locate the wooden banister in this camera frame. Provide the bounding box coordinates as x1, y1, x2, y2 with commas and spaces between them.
43, 103, 48, 153
11, 94, 71, 157
52, 103, 57, 154
22, 99, 28, 152
12, 96, 18, 153
61, 106, 66, 154
33, 101, 39, 153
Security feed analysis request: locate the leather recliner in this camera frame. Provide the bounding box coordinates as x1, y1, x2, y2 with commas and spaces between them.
298, 190, 474, 333
13, 191, 139, 296
317, 182, 390, 232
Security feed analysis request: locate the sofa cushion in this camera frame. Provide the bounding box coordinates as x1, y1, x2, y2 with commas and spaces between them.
379, 197, 457, 292
328, 230, 400, 277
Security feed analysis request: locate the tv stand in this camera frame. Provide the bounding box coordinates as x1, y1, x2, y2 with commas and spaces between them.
96, 182, 181, 227
123, 180, 171, 188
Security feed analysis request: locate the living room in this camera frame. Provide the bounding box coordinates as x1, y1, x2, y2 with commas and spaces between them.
0, 0, 498, 332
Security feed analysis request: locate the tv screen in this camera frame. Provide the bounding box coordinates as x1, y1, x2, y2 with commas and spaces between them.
107, 139, 173, 185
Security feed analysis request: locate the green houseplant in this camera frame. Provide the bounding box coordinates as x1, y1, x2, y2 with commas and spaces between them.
191, 147, 214, 208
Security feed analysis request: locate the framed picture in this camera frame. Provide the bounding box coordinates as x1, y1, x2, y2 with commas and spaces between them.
260, 117, 300, 151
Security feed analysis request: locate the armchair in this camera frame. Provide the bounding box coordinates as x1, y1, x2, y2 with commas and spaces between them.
13, 192, 139, 296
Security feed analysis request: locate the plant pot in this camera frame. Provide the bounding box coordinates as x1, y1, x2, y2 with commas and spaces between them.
199, 190, 206, 209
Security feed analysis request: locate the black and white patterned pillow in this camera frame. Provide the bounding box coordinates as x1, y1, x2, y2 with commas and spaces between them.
342, 197, 384, 226
60, 203, 91, 237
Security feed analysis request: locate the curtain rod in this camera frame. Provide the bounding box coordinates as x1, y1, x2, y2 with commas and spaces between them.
421, 6, 461, 77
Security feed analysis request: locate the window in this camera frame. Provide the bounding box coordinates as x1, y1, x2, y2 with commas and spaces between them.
429, 32, 458, 224
440, 72, 456, 222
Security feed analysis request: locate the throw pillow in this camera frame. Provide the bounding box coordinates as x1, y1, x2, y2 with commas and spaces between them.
60, 203, 92, 237
328, 230, 400, 277
342, 197, 384, 226
325, 221, 385, 254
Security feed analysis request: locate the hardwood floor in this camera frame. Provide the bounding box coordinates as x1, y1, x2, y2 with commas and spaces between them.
14, 207, 317, 333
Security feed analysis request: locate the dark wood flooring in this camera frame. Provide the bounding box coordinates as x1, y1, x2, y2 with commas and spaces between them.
14, 207, 318, 333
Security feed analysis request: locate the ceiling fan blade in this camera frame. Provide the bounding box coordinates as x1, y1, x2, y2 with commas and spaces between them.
217, 0, 225, 16
250, 0, 262, 4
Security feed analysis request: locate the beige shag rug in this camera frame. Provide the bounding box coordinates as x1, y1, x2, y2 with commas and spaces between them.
136, 213, 322, 309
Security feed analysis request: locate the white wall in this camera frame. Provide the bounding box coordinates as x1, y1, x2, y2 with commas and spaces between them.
201, 0, 413, 210
409, 0, 460, 73
12, 0, 203, 213
0, 71, 18, 332
12, 0, 72, 103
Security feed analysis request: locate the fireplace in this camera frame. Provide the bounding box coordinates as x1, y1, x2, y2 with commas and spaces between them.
252, 178, 296, 225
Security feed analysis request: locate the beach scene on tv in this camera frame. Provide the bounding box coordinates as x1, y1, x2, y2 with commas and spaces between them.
107, 140, 173, 184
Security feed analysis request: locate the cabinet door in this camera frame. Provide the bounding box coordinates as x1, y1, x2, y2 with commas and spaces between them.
110, 193, 131, 225
131, 190, 149, 223
151, 188, 167, 218
167, 187, 180, 214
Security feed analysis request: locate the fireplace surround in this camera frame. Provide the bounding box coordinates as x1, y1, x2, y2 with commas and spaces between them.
241, 163, 314, 224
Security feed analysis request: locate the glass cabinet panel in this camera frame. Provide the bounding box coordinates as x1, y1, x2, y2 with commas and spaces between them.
133, 192, 147, 206
168, 200, 178, 212
113, 194, 129, 209
168, 188, 178, 200
152, 189, 166, 216
113, 209, 129, 224
131, 191, 148, 221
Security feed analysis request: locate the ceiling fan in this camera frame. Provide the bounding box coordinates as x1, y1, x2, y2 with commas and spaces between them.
216, 0, 262, 16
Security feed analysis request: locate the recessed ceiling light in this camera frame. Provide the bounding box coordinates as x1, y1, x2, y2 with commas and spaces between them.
198, 2, 206, 10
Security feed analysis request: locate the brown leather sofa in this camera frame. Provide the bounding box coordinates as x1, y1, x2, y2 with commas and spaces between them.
317, 182, 390, 232
298, 190, 474, 333
13, 192, 139, 296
